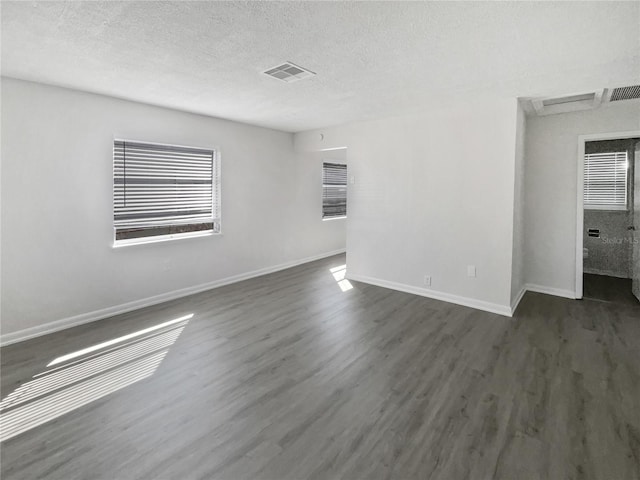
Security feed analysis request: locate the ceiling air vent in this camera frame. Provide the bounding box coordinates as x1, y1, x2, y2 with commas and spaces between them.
531, 90, 603, 116
609, 85, 640, 102
263, 62, 315, 83
541, 92, 596, 107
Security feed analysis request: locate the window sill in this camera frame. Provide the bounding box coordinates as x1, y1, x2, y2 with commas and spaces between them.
113, 230, 219, 248
584, 206, 628, 212
322, 216, 347, 221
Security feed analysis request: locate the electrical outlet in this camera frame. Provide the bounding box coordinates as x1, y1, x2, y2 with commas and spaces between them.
424, 275, 431, 287
467, 265, 476, 278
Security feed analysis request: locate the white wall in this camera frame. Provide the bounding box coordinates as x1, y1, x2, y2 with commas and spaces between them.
0, 78, 345, 342
296, 97, 520, 315
510, 102, 527, 307
524, 100, 640, 295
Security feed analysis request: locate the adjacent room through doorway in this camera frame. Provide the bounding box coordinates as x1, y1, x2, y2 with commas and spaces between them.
582, 137, 640, 306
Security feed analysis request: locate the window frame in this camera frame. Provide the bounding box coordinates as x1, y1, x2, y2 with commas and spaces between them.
583, 150, 629, 212
113, 138, 221, 247
322, 162, 347, 220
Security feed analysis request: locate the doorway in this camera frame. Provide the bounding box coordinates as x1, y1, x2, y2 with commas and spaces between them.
577, 134, 640, 305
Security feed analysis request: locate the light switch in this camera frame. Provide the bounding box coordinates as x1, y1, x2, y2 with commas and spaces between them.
467, 265, 476, 277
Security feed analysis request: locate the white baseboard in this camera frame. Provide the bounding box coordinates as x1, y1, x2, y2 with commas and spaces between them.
524, 283, 576, 300
0, 249, 346, 347
510, 285, 527, 315
347, 274, 512, 317
583, 268, 629, 279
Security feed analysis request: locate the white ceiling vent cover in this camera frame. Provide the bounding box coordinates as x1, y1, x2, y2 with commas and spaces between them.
610, 85, 640, 102
531, 90, 603, 116
263, 62, 316, 83
541, 92, 596, 107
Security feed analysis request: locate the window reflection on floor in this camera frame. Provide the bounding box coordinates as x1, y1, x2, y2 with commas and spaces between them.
330, 264, 353, 292
0, 314, 192, 442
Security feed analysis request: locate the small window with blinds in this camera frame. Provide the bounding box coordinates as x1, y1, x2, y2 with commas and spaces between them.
583, 151, 628, 211
114, 140, 220, 245
322, 162, 347, 219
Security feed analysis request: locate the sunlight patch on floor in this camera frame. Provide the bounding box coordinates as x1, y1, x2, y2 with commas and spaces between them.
330, 264, 353, 292
0, 314, 192, 442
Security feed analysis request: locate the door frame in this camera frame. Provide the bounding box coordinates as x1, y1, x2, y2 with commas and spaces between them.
576, 130, 640, 299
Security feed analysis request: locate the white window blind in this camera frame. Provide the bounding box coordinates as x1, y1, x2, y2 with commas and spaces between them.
114, 140, 220, 244
583, 151, 628, 211
322, 162, 347, 219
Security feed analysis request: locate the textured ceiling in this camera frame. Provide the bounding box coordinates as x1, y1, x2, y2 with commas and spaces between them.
2, 1, 639, 132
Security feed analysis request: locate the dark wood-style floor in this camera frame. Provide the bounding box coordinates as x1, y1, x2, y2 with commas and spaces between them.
1, 254, 640, 480
584, 273, 640, 307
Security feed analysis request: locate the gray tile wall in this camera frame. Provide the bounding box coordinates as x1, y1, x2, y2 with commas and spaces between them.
584, 210, 633, 277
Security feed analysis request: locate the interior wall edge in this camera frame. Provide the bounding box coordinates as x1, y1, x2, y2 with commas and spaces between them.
510, 285, 527, 316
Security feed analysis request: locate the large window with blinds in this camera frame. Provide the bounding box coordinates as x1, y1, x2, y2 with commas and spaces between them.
114, 140, 220, 245
322, 162, 347, 219
583, 151, 628, 211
